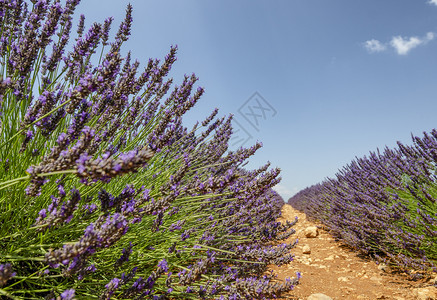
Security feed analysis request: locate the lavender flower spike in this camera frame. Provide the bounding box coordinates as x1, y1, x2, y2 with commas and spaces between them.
0, 263, 16, 287
76, 147, 154, 181
60, 289, 76, 300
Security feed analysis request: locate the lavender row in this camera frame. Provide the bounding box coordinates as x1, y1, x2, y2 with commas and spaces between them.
0, 1, 299, 299
289, 131, 437, 275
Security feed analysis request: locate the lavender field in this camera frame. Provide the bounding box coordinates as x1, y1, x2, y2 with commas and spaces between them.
0, 1, 300, 299
288, 131, 437, 277
3, 0, 437, 299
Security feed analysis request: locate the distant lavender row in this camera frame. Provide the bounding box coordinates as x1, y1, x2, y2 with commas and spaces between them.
288, 130, 437, 274
0, 1, 299, 299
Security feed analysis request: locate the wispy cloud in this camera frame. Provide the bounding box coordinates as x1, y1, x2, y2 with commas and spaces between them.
363, 39, 387, 53
363, 32, 435, 55
428, 0, 437, 6
272, 184, 298, 200
390, 32, 434, 55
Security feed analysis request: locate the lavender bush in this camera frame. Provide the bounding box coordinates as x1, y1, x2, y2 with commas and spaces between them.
0, 1, 300, 298
289, 132, 437, 276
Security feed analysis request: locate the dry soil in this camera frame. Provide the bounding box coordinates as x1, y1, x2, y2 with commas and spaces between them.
271, 204, 437, 300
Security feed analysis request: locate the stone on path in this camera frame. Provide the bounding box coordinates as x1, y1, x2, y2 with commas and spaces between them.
411, 287, 436, 300
370, 276, 382, 283
302, 244, 311, 254
307, 293, 333, 300
377, 263, 390, 273
324, 254, 335, 261
278, 204, 295, 224
281, 204, 293, 215
304, 226, 319, 238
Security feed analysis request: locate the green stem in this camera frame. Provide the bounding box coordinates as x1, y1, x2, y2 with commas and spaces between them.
0, 169, 76, 192
196, 244, 234, 255
0, 98, 73, 150
217, 257, 263, 264
0, 182, 25, 192
37, 170, 76, 177
3, 266, 49, 290
0, 288, 19, 300
0, 176, 30, 187
0, 223, 52, 241
1, 255, 44, 262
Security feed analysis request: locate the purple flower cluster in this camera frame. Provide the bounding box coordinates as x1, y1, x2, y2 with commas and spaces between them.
44, 212, 129, 276
289, 130, 437, 273
1, 1, 300, 298
0, 263, 16, 287
59, 289, 75, 300
35, 188, 81, 229
114, 242, 133, 268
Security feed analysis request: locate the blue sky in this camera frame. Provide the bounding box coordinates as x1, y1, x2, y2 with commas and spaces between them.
76, 1, 437, 199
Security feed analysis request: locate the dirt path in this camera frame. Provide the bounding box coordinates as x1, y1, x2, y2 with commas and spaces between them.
272, 205, 437, 300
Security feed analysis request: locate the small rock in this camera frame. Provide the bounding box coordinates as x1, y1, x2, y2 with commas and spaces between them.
341, 287, 353, 294
302, 245, 311, 254
338, 276, 349, 282
304, 226, 319, 238
324, 255, 335, 261
299, 257, 311, 265
411, 287, 436, 300
303, 257, 313, 265
377, 263, 390, 273
280, 204, 294, 219
307, 293, 333, 300
370, 276, 382, 283
429, 274, 437, 285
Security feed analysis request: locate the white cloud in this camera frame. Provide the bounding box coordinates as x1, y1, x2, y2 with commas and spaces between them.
428, 0, 437, 6
390, 32, 435, 55
364, 32, 435, 55
363, 39, 387, 53
272, 184, 299, 200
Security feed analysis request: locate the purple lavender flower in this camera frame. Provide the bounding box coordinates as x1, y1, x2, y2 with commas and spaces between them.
157, 259, 168, 272
0, 263, 16, 287
76, 147, 154, 182
60, 289, 75, 300
115, 242, 133, 268
77, 264, 97, 280
105, 277, 120, 291
168, 220, 185, 232
35, 189, 81, 229
45, 213, 129, 269
56, 185, 66, 198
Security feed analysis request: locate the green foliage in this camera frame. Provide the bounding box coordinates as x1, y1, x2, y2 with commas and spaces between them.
0, 1, 297, 299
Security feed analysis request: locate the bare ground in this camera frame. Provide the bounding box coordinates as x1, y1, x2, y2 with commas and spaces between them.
272, 204, 437, 300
